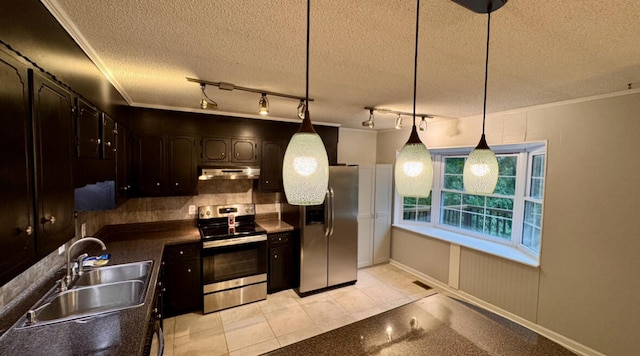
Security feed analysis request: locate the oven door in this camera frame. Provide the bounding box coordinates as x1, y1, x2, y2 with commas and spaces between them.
201, 236, 268, 313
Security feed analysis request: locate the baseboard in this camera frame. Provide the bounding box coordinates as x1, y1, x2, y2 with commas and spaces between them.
389, 259, 606, 356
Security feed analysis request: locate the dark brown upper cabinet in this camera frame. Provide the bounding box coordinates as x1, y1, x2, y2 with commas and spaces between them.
32, 72, 75, 256
231, 138, 258, 163
132, 132, 166, 197
259, 140, 285, 191
116, 122, 131, 202
0, 50, 36, 285
132, 132, 198, 197
202, 137, 229, 163
201, 137, 258, 165
75, 97, 100, 158
168, 135, 198, 195
101, 112, 116, 160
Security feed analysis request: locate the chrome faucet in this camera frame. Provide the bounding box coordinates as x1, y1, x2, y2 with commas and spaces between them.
61, 237, 106, 290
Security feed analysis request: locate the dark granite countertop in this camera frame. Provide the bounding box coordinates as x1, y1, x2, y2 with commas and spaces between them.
0, 220, 200, 356
257, 219, 295, 233
268, 293, 575, 356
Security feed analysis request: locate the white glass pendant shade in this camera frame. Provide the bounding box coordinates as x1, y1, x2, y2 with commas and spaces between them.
394, 127, 433, 197
283, 130, 329, 205
463, 135, 498, 194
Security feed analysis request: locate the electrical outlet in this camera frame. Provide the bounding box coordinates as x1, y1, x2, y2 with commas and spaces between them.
188, 205, 197, 215
58, 244, 65, 255
81, 223, 86, 237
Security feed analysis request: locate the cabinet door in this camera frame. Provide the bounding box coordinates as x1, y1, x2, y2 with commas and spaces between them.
163, 259, 199, 317
259, 140, 284, 191
132, 133, 165, 196
202, 137, 229, 163
32, 73, 75, 255
115, 123, 131, 202
269, 244, 293, 293
168, 135, 197, 195
373, 164, 393, 264
101, 113, 116, 160
231, 138, 257, 163
76, 97, 100, 158
0, 52, 36, 284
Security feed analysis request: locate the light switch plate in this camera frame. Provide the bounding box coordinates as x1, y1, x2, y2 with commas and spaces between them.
188, 205, 196, 215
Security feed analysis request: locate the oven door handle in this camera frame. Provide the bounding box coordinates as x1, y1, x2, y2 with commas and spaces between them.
203, 234, 267, 249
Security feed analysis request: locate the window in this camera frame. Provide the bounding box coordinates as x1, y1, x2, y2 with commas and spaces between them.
397, 143, 545, 255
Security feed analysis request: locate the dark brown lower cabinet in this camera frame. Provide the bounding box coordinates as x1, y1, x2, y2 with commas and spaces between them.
162, 242, 201, 317
268, 231, 299, 294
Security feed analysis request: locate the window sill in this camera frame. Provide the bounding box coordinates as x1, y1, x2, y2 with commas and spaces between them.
392, 224, 540, 267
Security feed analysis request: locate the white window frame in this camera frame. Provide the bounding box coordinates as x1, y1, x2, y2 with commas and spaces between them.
393, 141, 546, 266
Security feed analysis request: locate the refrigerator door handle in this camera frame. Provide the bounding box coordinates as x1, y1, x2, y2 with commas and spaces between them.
329, 187, 335, 236
324, 189, 330, 237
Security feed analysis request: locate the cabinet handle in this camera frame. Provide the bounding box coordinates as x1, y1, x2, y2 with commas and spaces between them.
24, 226, 33, 236
175, 182, 179, 186
105, 141, 112, 147
42, 216, 56, 224
97, 138, 101, 145
156, 182, 160, 186
265, 180, 269, 184
235, 153, 240, 157
274, 254, 278, 259
179, 251, 184, 255
153, 308, 158, 313
187, 268, 192, 273
221, 152, 225, 156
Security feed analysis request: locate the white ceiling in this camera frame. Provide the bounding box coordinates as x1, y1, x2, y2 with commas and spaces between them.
43, 0, 640, 130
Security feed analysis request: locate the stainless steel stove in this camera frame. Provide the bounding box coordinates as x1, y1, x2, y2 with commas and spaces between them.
198, 204, 268, 313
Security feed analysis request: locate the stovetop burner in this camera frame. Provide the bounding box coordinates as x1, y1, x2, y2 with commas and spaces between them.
197, 203, 266, 241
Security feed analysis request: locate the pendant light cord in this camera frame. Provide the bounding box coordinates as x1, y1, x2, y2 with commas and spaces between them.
482, 11, 491, 134
412, 0, 420, 127
306, 0, 310, 105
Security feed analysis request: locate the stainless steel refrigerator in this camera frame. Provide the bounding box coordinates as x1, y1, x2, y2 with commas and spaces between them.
284, 165, 359, 296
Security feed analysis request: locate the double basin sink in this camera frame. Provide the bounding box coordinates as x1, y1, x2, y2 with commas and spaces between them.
18, 261, 153, 328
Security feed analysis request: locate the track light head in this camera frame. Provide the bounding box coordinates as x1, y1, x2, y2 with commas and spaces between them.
419, 116, 427, 131
258, 93, 269, 115
200, 84, 218, 110
297, 99, 306, 119
395, 114, 403, 129
362, 110, 375, 128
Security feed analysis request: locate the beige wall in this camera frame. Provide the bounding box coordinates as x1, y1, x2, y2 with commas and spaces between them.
337, 128, 377, 165
380, 91, 640, 356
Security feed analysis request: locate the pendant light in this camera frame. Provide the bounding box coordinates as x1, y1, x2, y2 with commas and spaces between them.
282, 0, 329, 206
394, 0, 433, 198
462, 5, 499, 195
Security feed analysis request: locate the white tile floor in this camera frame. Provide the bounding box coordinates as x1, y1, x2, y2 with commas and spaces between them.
162, 263, 437, 356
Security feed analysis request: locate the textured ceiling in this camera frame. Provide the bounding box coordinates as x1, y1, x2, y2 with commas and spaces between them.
44, 0, 640, 129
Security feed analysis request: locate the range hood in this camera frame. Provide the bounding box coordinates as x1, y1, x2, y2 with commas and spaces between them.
198, 166, 260, 180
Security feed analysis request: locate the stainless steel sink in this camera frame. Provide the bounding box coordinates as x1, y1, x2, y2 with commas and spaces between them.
33, 280, 145, 325
17, 260, 154, 328
75, 260, 152, 286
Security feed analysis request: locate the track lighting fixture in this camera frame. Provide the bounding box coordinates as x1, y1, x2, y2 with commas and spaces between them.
362, 110, 375, 128
394, 0, 433, 198
258, 93, 269, 115
419, 116, 427, 131
455, 0, 505, 195
282, 0, 329, 206
363, 107, 436, 129
187, 78, 313, 118
199, 84, 218, 110
297, 99, 306, 119
394, 114, 403, 129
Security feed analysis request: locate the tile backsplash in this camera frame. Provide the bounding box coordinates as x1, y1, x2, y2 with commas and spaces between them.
0, 179, 282, 312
